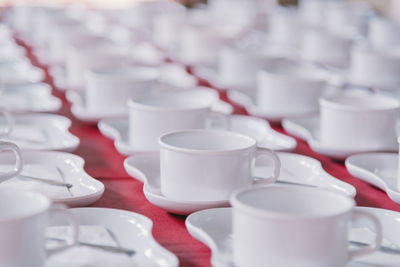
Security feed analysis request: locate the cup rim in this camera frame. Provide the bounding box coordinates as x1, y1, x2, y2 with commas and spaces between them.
258, 63, 327, 84
230, 184, 355, 220
0, 190, 51, 223
159, 129, 256, 154
320, 93, 400, 111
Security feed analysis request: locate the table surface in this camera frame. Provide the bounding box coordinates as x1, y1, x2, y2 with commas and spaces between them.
19, 39, 400, 267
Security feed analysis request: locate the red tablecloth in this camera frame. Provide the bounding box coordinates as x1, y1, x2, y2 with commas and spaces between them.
20, 40, 400, 267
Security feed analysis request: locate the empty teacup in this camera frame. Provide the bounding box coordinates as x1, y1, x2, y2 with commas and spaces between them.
268, 8, 302, 49
320, 93, 400, 151
300, 27, 352, 67
128, 89, 228, 151
159, 130, 281, 201
0, 190, 78, 267
368, 17, 400, 48
65, 38, 125, 91
217, 45, 281, 89
85, 66, 159, 113
257, 60, 327, 115
231, 184, 382, 267
179, 24, 229, 66
348, 45, 400, 90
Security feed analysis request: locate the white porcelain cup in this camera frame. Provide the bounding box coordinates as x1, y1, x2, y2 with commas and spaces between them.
128, 89, 228, 151
257, 60, 327, 114
231, 184, 383, 267
0, 190, 79, 267
85, 66, 159, 113
268, 9, 302, 48
179, 25, 228, 65
218, 46, 280, 88
159, 130, 281, 201
320, 93, 400, 150
369, 17, 400, 48
65, 39, 126, 91
300, 28, 352, 67
348, 45, 400, 89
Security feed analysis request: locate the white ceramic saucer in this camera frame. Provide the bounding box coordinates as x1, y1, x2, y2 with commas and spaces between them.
1, 82, 62, 112
346, 153, 400, 204
48, 64, 68, 90
0, 151, 103, 207
0, 59, 45, 83
0, 113, 79, 152
99, 114, 296, 155
282, 115, 398, 160
186, 207, 400, 267
226, 90, 321, 123
123, 152, 356, 215
50, 207, 179, 267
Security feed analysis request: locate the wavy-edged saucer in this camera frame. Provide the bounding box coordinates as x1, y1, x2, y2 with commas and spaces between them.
282, 115, 398, 160
186, 207, 400, 267
0, 151, 103, 207
226, 90, 319, 123
0, 113, 79, 152
0, 58, 45, 84
346, 153, 400, 204
124, 152, 355, 215
1, 82, 61, 112
51, 208, 179, 266
99, 114, 296, 155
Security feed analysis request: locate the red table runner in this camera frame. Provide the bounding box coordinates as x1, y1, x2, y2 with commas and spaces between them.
20, 40, 400, 267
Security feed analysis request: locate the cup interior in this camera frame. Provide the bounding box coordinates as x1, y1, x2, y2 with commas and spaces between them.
129, 90, 215, 110
90, 66, 158, 81
233, 185, 354, 218
320, 93, 400, 111
0, 190, 50, 221
160, 130, 255, 152
261, 60, 325, 81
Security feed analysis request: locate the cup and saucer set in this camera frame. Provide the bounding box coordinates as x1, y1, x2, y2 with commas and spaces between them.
3, 1, 400, 267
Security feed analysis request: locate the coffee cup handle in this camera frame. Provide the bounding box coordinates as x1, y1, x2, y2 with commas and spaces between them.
349, 210, 383, 260
0, 108, 14, 137
205, 111, 230, 130
0, 141, 23, 182
252, 147, 281, 185
46, 206, 79, 257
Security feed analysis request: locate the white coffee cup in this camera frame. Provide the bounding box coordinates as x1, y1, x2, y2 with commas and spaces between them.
368, 17, 400, 48
179, 24, 228, 65
0, 190, 79, 267
257, 60, 327, 114
320, 93, 400, 150
231, 184, 382, 267
85, 66, 159, 113
300, 27, 352, 67
159, 129, 281, 201
268, 8, 302, 48
66, 42, 128, 91
217, 46, 281, 88
348, 45, 400, 89
128, 89, 228, 151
